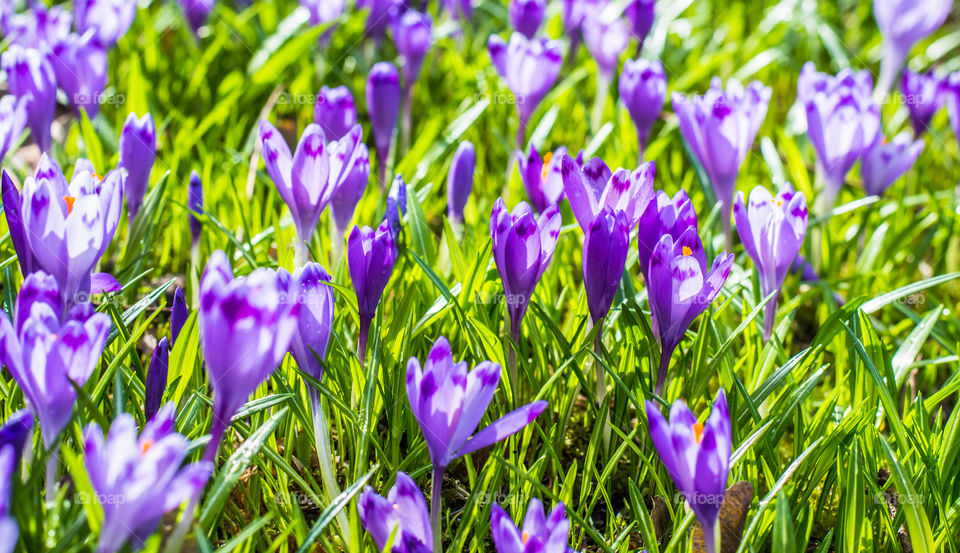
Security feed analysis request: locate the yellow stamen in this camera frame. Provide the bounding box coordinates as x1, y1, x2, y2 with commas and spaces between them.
141, 440, 153, 454
541, 151, 553, 181
393, 503, 400, 511
682, 246, 692, 256
693, 422, 704, 444
522, 532, 530, 544
64, 195, 76, 215
773, 198, 783, 207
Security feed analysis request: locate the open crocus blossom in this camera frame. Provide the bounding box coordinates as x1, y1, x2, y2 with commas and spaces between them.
509, 0, 545, 38
84, 404, 213, 553
733, 186, 807, 340
20, 155, 124, 308
900, 69, 945, 136
619, 58, 666, 158
277, 262, 334, 386
50, 31, 108, 118
646, 226, 733, 394
560, 153, 655, 231
73, 0, 137, 47
584, 207, 630, 325
487, 33, 563, 146
348, 220, 397, 362
0, 272, 110, 448
118, 112, 157, 224
358, 471, 432, 553
447, 140, 475, 224
490, 499, 571, 553
645, 390, 731, 553
2, 45, 56, 152
490, 198, 561, 340
860, 132, 925, 197
672, 78, 771, 246
314, 85, 357, 141
198, 250, 299, 461
0, 95, 27, 162
517, 145, 566, 212
874, 0, 951, 97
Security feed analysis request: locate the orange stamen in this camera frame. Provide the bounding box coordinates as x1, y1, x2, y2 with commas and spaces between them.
682, 246, 692, 256
541, 151, 553, 181
141, 440, 153, 454
693, 422, 704, 444
522, 532, 530, 544
63, 195, 76, 215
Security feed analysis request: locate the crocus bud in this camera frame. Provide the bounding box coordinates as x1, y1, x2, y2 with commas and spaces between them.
392, 10, 432, 87
561, 0, 587, 56
384, 174, 407, 236
446, 140, 475, 223
646, 390, 731, 553
366, 62, 401, 178
734, 186, 807, 340
1, 170, 35, 276
278, 262, 334, 383
300, 0, 344, 26
517, 145, 565, 212
171, 286, 188, 345
488, 33, 563, 143
509, 0, 545, 38
0, 410, 34, 468
900, 69, 945, 136
491, 499, 571, 553
119, 112, 157, 223
582, 13, 630, 84
179, 0, 213, 33
860, 132, 924, 197
73, 0, 137, 47
51, 31, 108, 119
188, 170, 203, 245
0, 95, 27, 162
406, 336, 548, 469
583, 207, 630, 324
144, 336, 169, 421
618, 58, 666, 153
2, 45, 56, 152
348, 220, 397, 359
330, 143, 370, 235
84, 405, 213, 553
874, 0, 951, 97
314, 85, 357, 141
625, 0, 655, 50
490, 199, 561, 339
560, 153, 655, 231
944, 71, 960, 150
358, 472, 432, 553
357, 0, 399, 40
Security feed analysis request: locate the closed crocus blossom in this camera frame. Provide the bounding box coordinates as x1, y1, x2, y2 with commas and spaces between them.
625, 0, 655, 52
488, 33, 563, 145
860, 132, 925, 197
509, 0, 545, 38
2, 46, 56, 152
561, 0, 588, 56
582, 12, 630, 86
583, 207, 630, 325
330, 143, 370, 236
300, 0, 344, 27
0, 272, 110, 448
314, 85, 357, 141
84, 404, 213, 553
647, 226, 734, 394
0, 410, 33, 553
357, 0, 399, 40
51, 31, 108, 118
385, 174, 407, 236
21, 155, 124, 308
490, 499, 571, 553
900, 69, 945, 136
171, 286, 188, 345
143, 336, 169, 422
393, 10, 432, 88
188, 170, 203, 245
358, 472, 432, 553
673, 78, 771, 246
277, 263, 334, 385
490, 199, 562, 341
367, 62, 401, 185
198, 250, 299, 461
619, 58, 666, 158
73, 0, 137, 47
348, 221, 397, 362
1, 170, 36, 276
447, 141, 475, 223
118, 112, 157, 224
733, 186, 807, 340
179, 0, 213, 33
518, 145, 566, 212
0, 95, 28, 162
646, 390, 731, 553
875, 0, 951, 97
560, 153, 655, 231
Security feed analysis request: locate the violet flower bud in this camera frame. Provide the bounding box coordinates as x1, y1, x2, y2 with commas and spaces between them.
118, 112, 157, 224
582, 12, 630, 85
874, 0, 951, 97
488, 33, 563, 145
560, 153, 655, 231
179, 0, 214, 33
300, 0, 344, 27
1, 169, 36, 276
561, 0, 588, 56
366, 62, 401, 181
171, 286, 188, 345
625, 0, 655, 51
446, 140, 475, 223
0, 95, 28, 162
860, 132, 924, 197
277, 262, 334, 384
583, 207, 630, 324
51, 31, 108, 119
2, 45, 56, 152
144, 336, 169, 422
900, 69, 946, 136
358, 472, 432, 553
733, 185, 807, 340
443, 0, 473, 21
0, 410, 33, 550
188, 170, 203, 245
0, 411, 33, 471
517, 145, 565, 212
73, 0, 137, 47
392, 10, 432, 88
347, 220, 397, 360
357, 0, 399, 40
618, 58, 666, 155
330, 143, 370, 236
314, 85, 357, 141
385, 174, 407, 236
490, 499, 571, 553
944, 71, 960, 150
509, 0, 545, 38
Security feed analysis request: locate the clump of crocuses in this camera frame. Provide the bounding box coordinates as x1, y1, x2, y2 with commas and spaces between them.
348, 220, 397, 362
646, 390, 731, 553
734, 185, 807, 340
490, 498, 572, 553
488, 33, 563, 146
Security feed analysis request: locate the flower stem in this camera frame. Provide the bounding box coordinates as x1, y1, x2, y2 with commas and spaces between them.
763, 290, 780, 342
591, 72, 611, 132
293, 239, 310, 268
508, 319, 520, 405
45, 450, 58, 506
402, 84, 413, 156
431, 465, 445, 553
722, 205, 733, 252
357, 316, 371, 365
703, 519, 720, 553
310, 390, 351, 544
654, 347, 671, 396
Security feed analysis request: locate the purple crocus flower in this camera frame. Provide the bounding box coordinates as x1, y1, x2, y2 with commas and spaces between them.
357, 0, 399, 40
733, 186, 807, 340
171, 286, 188, 345
358, 471, 432, 553
447, 140, 475, 224
619, 58, 666, 158
490, 499, 571, 553
945, 71, 960, 150
300, 0, 344, 27
488, 33, 563, 146
672, 78, 771, 246
0, 4, 71, 48
509, 0, 545, 38
277, 262, 334, 385
51, 32, 108, 118
73, 0, 137, 47
198, 250, 299, 461
0, 95, 28, 162
560, 153, 655, 232
860, 132, 924, 197
625, 0, 655, 53
900, 69, 945, 136
0, 271, 111, 447
20, 155, 124, 308
144, 337, 169, 422
443, 0, 473, 21
385, 174, 407, 235
0, 411, 33, 470
490, 199, 561, 341
517, 145, 566, 212
874, 0, 951, 97
179, 0, 214, 33
84, 404, 213, 553
188, 170, 203, 246
118, 112, 157, 224
314, 86, 357, 141
584, 207, 630, 325
367, 62, 401, 186
646, 217, 733, 394
1, 45, 56, 152
0, 410, 33, 553
329, 143, 370, 236
393, 10, 432, 89
1, 170, 36, 276
646, 390, 731, 553
582, 12, 630, 86
560, 0, 589, 58
348, 220, 397, 362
